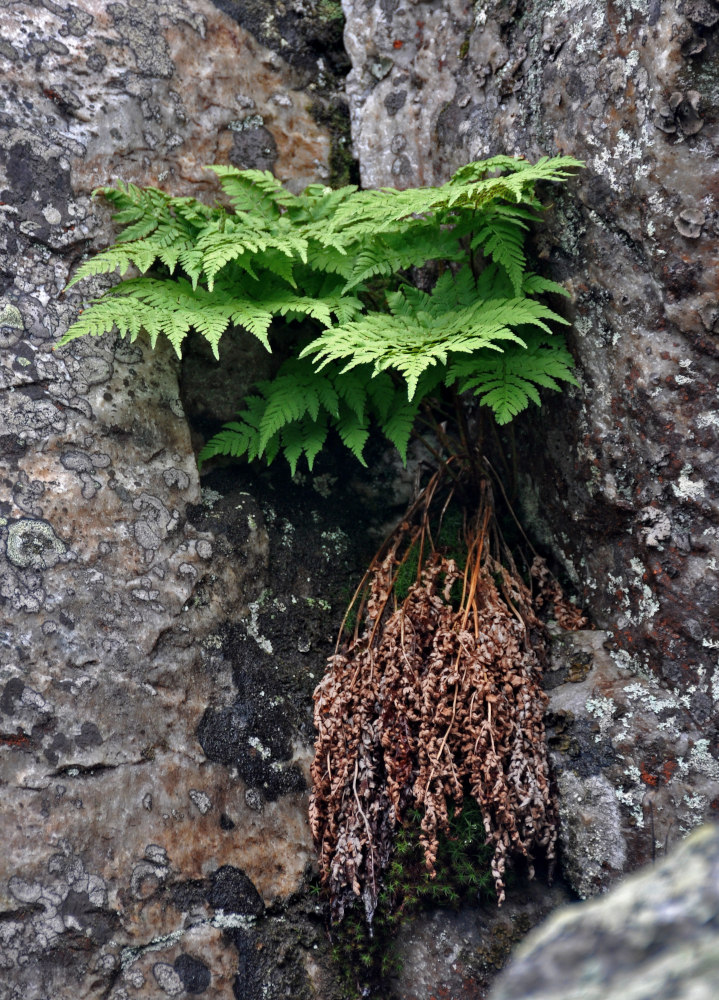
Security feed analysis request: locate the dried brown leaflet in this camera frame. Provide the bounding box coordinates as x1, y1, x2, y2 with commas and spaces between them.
309, 471, 584, 923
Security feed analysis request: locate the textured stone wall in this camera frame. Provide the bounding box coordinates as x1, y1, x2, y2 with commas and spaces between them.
342, 0, 719, 867
0, 2, 345, 996
3, 0, 719, 996
489, 822, 719, 1000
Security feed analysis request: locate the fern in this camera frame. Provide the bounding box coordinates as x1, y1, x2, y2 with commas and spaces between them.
446, 330, 578, 424
302, 266, 567, 400
57, 155, 583, 471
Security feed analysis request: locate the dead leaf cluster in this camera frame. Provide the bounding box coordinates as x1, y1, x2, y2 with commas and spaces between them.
310, 476, 582, 923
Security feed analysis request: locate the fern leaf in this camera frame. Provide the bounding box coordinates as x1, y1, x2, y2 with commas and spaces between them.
226, 301, 273, 350
114, 214, 160, 243
364, 371, 396, 421
258, 376, 318, 449
281, 414, 330, 474
197, 226, 270, 290
335, 368, 371, 421
301, 416, 330, 470
335, 405, 370, 465
447, 332, 578, 423
522, 272, 570, 297
197, 422, 253, 464
302, 267, 566, 399
280, 420, 308, 476
65, 246, 135, 287
471, 217, 526, 295
208, 165, 295, 220
197, 395, 267, 465
380, 397, 420, 464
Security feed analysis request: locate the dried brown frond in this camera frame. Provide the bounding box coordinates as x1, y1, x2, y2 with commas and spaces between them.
530, 555, 589, 630
309, 472, 586, 923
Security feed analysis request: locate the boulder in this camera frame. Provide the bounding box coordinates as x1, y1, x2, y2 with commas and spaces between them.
489, 822, 719, 1000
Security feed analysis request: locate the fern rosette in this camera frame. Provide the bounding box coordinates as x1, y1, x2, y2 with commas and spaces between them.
57, 156, 582, 472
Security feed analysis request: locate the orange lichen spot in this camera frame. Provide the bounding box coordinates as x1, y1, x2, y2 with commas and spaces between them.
662, 759, 677, 782
640, 758, 677, 787
0, 729, 33, 748
393, 39, 404, 49
640, 762, 659, 786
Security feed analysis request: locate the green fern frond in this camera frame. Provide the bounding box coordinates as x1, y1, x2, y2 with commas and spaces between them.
521, 272, 570, 297
281, 414, 330, 474
335, 405, 370, 465
380, 397, 421, 463
200, 359, 375, 472
471, 216, 526, 295
447, 331, 578, 424
302, 266, 566, 399
60, 155, 583, 470
208, 165, 295, 219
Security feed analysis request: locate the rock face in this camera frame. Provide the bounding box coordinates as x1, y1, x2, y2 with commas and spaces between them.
3, 0, 718, 997
545, 628, 719, 898
342, 0, 719, 854
388, 881, 571, 1000
0, 2, 349, 997
489, 822, 719, 1000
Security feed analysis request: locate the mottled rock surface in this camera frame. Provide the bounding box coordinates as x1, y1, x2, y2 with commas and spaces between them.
4, 0, 719, 996
0, 1, 346, 996
546, 628, 718, 896
342, 0, 719, 835
388, 881, 571, 1000
489, 822, 719, 1000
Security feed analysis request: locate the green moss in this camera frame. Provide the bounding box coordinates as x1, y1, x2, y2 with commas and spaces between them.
394, 505, 466, 605
307, 99, 359, 188
330, 798, 495, 997
678, 48, 719, 106
316, 0, 344, 23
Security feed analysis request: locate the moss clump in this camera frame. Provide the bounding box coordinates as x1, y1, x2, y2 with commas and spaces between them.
393, 505, 466, 604
330, 798, 495, 997
316, 0, 344, 23
307, 99, 359, 189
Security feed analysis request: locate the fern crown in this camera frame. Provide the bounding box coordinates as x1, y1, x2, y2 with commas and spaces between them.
57, 156, 582, 472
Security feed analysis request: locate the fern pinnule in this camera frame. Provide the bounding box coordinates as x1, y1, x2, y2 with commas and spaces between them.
446, 330, 578, 424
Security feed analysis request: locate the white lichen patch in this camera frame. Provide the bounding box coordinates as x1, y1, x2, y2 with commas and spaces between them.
696, 411, 719, 430
304, 596, 331, 612
200, 487, 222, 508
623, 680, 693, 714
211, 911, 257, 930
614, 782, 645, 829
280, 519, 295, 548
247, 595, 273, 654
585, 695, 616, 739
684, 739, 719, 783
711, 665, 719, 707
320, 527, 348, 560
556, 770, 627, 897
248, 736, 272, 761
201, 632, 223, 650
672, 465, 705, 502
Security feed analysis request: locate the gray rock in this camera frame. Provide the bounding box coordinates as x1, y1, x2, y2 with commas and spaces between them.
342, 0, 719, 893
545, 629, 719, 898
3, 0, 718, 995
489, 823, 719, 1000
